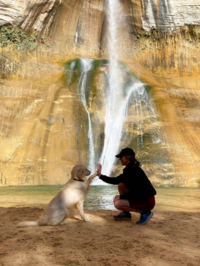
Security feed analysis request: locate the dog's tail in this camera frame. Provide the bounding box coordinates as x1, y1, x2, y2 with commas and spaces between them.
17, 221, 39, 227
85, 171, 97, 195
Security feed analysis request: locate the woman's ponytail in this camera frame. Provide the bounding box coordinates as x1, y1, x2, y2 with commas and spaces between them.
127, 155, 142, 167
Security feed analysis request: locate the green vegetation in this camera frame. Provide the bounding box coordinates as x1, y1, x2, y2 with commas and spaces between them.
135, 25, 200, 51
0, 26, 37, 51
0, 25, 48, 52
63, 59, 104, 86
145, 32, 151, 38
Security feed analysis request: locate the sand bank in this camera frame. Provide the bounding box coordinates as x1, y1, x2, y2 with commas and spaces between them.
0, 206, 200, 266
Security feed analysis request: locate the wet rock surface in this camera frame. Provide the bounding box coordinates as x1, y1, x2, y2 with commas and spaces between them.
0, 0, 200, 186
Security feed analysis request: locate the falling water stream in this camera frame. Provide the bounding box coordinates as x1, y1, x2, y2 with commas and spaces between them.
78, 58, 96, 173
99, 0, 164, 176
99, 0, 125, 175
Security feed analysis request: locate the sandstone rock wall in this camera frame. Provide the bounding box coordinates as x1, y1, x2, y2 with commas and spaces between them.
0, 0, 200, 186
2, 1, 200, 33
0, 0, 60, 29
139, 0, 200, 32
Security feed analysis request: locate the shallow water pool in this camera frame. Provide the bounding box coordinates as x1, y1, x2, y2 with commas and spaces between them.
0, 185, 200, 212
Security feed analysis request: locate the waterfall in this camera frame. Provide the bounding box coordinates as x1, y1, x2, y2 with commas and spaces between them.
73, 0, 165, 182
67, 61, 76, 85
99, 71, 164, 176
99, 0, 164, 176
99, 0, 130, 175
78, 58, 96, 173
129, 79, 165, 149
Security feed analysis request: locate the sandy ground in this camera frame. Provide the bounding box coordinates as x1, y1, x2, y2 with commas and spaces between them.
0, 207, 200, 266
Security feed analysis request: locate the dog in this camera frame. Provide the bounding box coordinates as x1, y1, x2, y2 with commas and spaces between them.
18, 164, 97, 227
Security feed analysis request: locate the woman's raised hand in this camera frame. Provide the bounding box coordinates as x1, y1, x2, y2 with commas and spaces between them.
97, 164, 102, 177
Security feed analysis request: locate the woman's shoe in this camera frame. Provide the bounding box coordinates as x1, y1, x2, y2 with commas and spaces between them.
136, 211, 153, 225
113, 211, 132, 221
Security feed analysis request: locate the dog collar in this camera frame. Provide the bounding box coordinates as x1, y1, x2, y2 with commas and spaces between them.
73, 179, 84, 182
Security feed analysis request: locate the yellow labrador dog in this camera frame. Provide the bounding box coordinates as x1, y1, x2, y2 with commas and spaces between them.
18, 164, 97, 227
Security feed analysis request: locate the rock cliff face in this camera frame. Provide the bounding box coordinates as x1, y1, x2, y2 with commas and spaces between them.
0, 0, 200, 186
0, 0, 60, 29
138, 0, 200, 32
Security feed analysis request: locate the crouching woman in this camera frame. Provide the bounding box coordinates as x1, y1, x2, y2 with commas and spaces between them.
97, 148, 156, 225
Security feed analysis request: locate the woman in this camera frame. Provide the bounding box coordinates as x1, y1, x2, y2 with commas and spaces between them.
97, 147, 156, 224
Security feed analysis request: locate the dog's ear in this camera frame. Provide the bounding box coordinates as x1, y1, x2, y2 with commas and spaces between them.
71, 165, 77, 179
77, 168, 86, 180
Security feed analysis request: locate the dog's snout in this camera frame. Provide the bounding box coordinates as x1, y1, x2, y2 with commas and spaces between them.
86, 169, 91, 176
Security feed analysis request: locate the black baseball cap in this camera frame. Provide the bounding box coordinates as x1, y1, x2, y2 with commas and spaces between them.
115, 148, 135, 158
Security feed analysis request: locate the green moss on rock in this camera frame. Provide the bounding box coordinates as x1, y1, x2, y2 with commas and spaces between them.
0, 26, 47, 52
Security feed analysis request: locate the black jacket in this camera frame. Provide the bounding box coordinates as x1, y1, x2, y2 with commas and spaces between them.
100, 162, 156, 200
